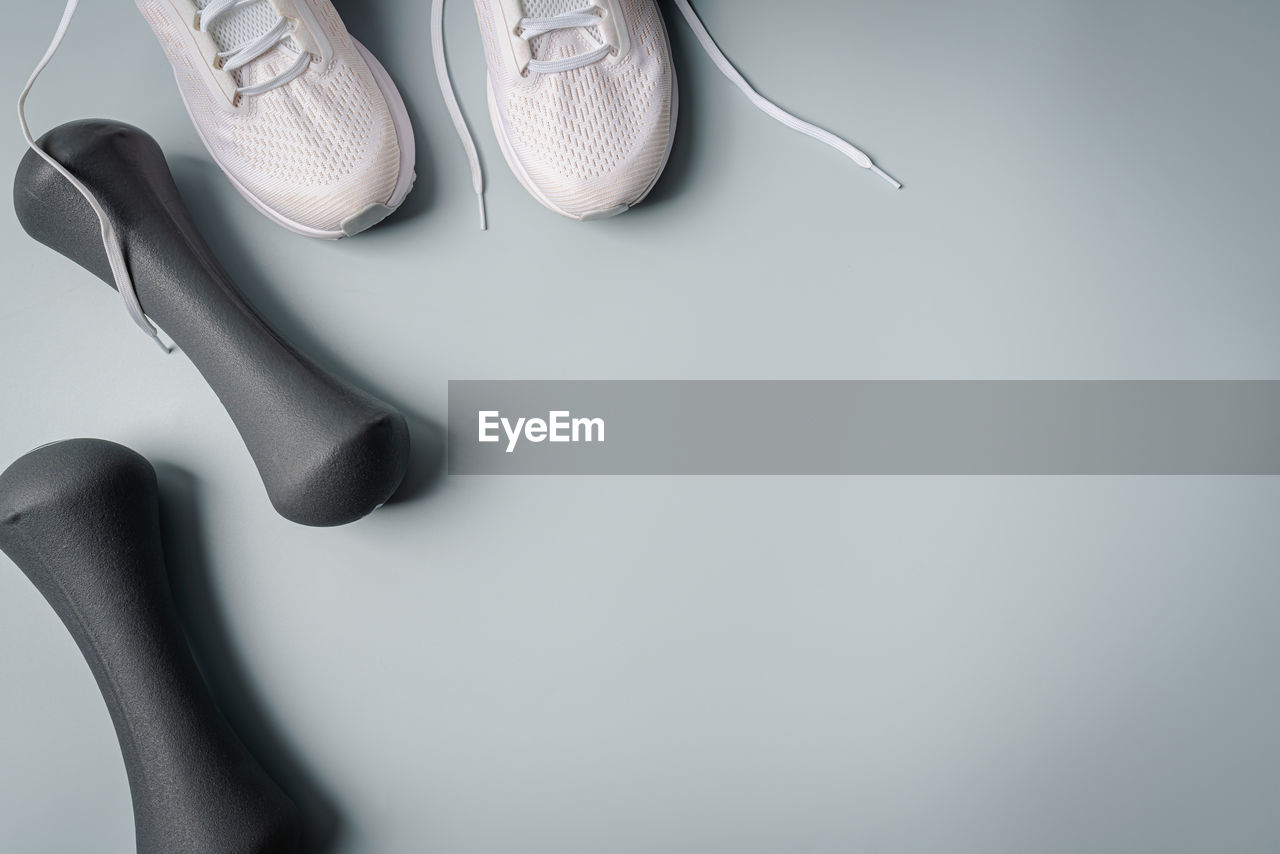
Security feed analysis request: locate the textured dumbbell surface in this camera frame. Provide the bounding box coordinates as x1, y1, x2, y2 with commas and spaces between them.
0, 439, 299, 854
14, 121, 410, 526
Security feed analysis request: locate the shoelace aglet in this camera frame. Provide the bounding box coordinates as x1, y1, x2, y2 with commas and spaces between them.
139, 320, 175, 355
477, 192, 487, 231
870, 163, 902, 190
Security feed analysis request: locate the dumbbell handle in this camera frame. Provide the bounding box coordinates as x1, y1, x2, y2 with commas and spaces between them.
14, 121, 410, 527
0, 439, 298, 854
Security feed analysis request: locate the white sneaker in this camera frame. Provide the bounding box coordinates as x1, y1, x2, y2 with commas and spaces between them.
432, 0, 899, 228
136, 0, 416, 239
19, 0, 416, 353
439, 0, 676, 224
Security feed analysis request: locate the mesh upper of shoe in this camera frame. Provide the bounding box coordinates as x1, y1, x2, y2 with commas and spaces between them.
474, 0, 674, 217
136, 0, 401, 233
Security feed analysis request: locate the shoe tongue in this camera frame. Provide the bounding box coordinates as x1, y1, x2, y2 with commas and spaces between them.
194, 0, 285, 56
521, 0, 585, 14
521, 0, 603, 62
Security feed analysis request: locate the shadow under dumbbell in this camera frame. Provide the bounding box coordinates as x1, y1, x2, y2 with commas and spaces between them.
154, 463, 342, 854
383, 413, 448, 507
167, 156, 448, 506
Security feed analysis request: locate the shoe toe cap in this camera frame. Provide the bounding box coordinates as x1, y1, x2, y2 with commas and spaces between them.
503, 103, 673, 220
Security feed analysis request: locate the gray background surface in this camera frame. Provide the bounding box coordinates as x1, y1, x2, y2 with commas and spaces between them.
2, 1, 1279, 852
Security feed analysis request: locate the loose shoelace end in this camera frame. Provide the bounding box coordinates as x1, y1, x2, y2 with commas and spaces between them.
870, 163, 902, 190
140, 321, 175, 355
477, 192, 488, 231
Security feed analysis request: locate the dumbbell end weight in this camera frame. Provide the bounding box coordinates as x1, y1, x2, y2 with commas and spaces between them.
0, 439, 300, 853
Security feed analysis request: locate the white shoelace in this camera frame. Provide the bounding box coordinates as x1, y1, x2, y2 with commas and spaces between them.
429, 0, 901, 230
431, 0, 487, 230
199, 0, 310, 99
18, 0, 171, 352
670, 0, 901, 190
17, 0, 308, 352
521, 12, 614, 74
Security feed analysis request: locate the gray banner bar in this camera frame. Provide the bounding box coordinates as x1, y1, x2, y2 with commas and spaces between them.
447, 381, 1280, 475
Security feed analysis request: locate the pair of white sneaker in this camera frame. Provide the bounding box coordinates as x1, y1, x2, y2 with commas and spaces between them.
25, 0, 896, 245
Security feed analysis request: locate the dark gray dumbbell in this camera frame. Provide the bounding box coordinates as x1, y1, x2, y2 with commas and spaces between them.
14, 120, 410, 527
0, 438, 299, 854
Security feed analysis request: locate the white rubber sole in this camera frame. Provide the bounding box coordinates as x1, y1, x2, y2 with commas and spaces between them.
174, 38, 416, 240
485, 54, 680, 222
